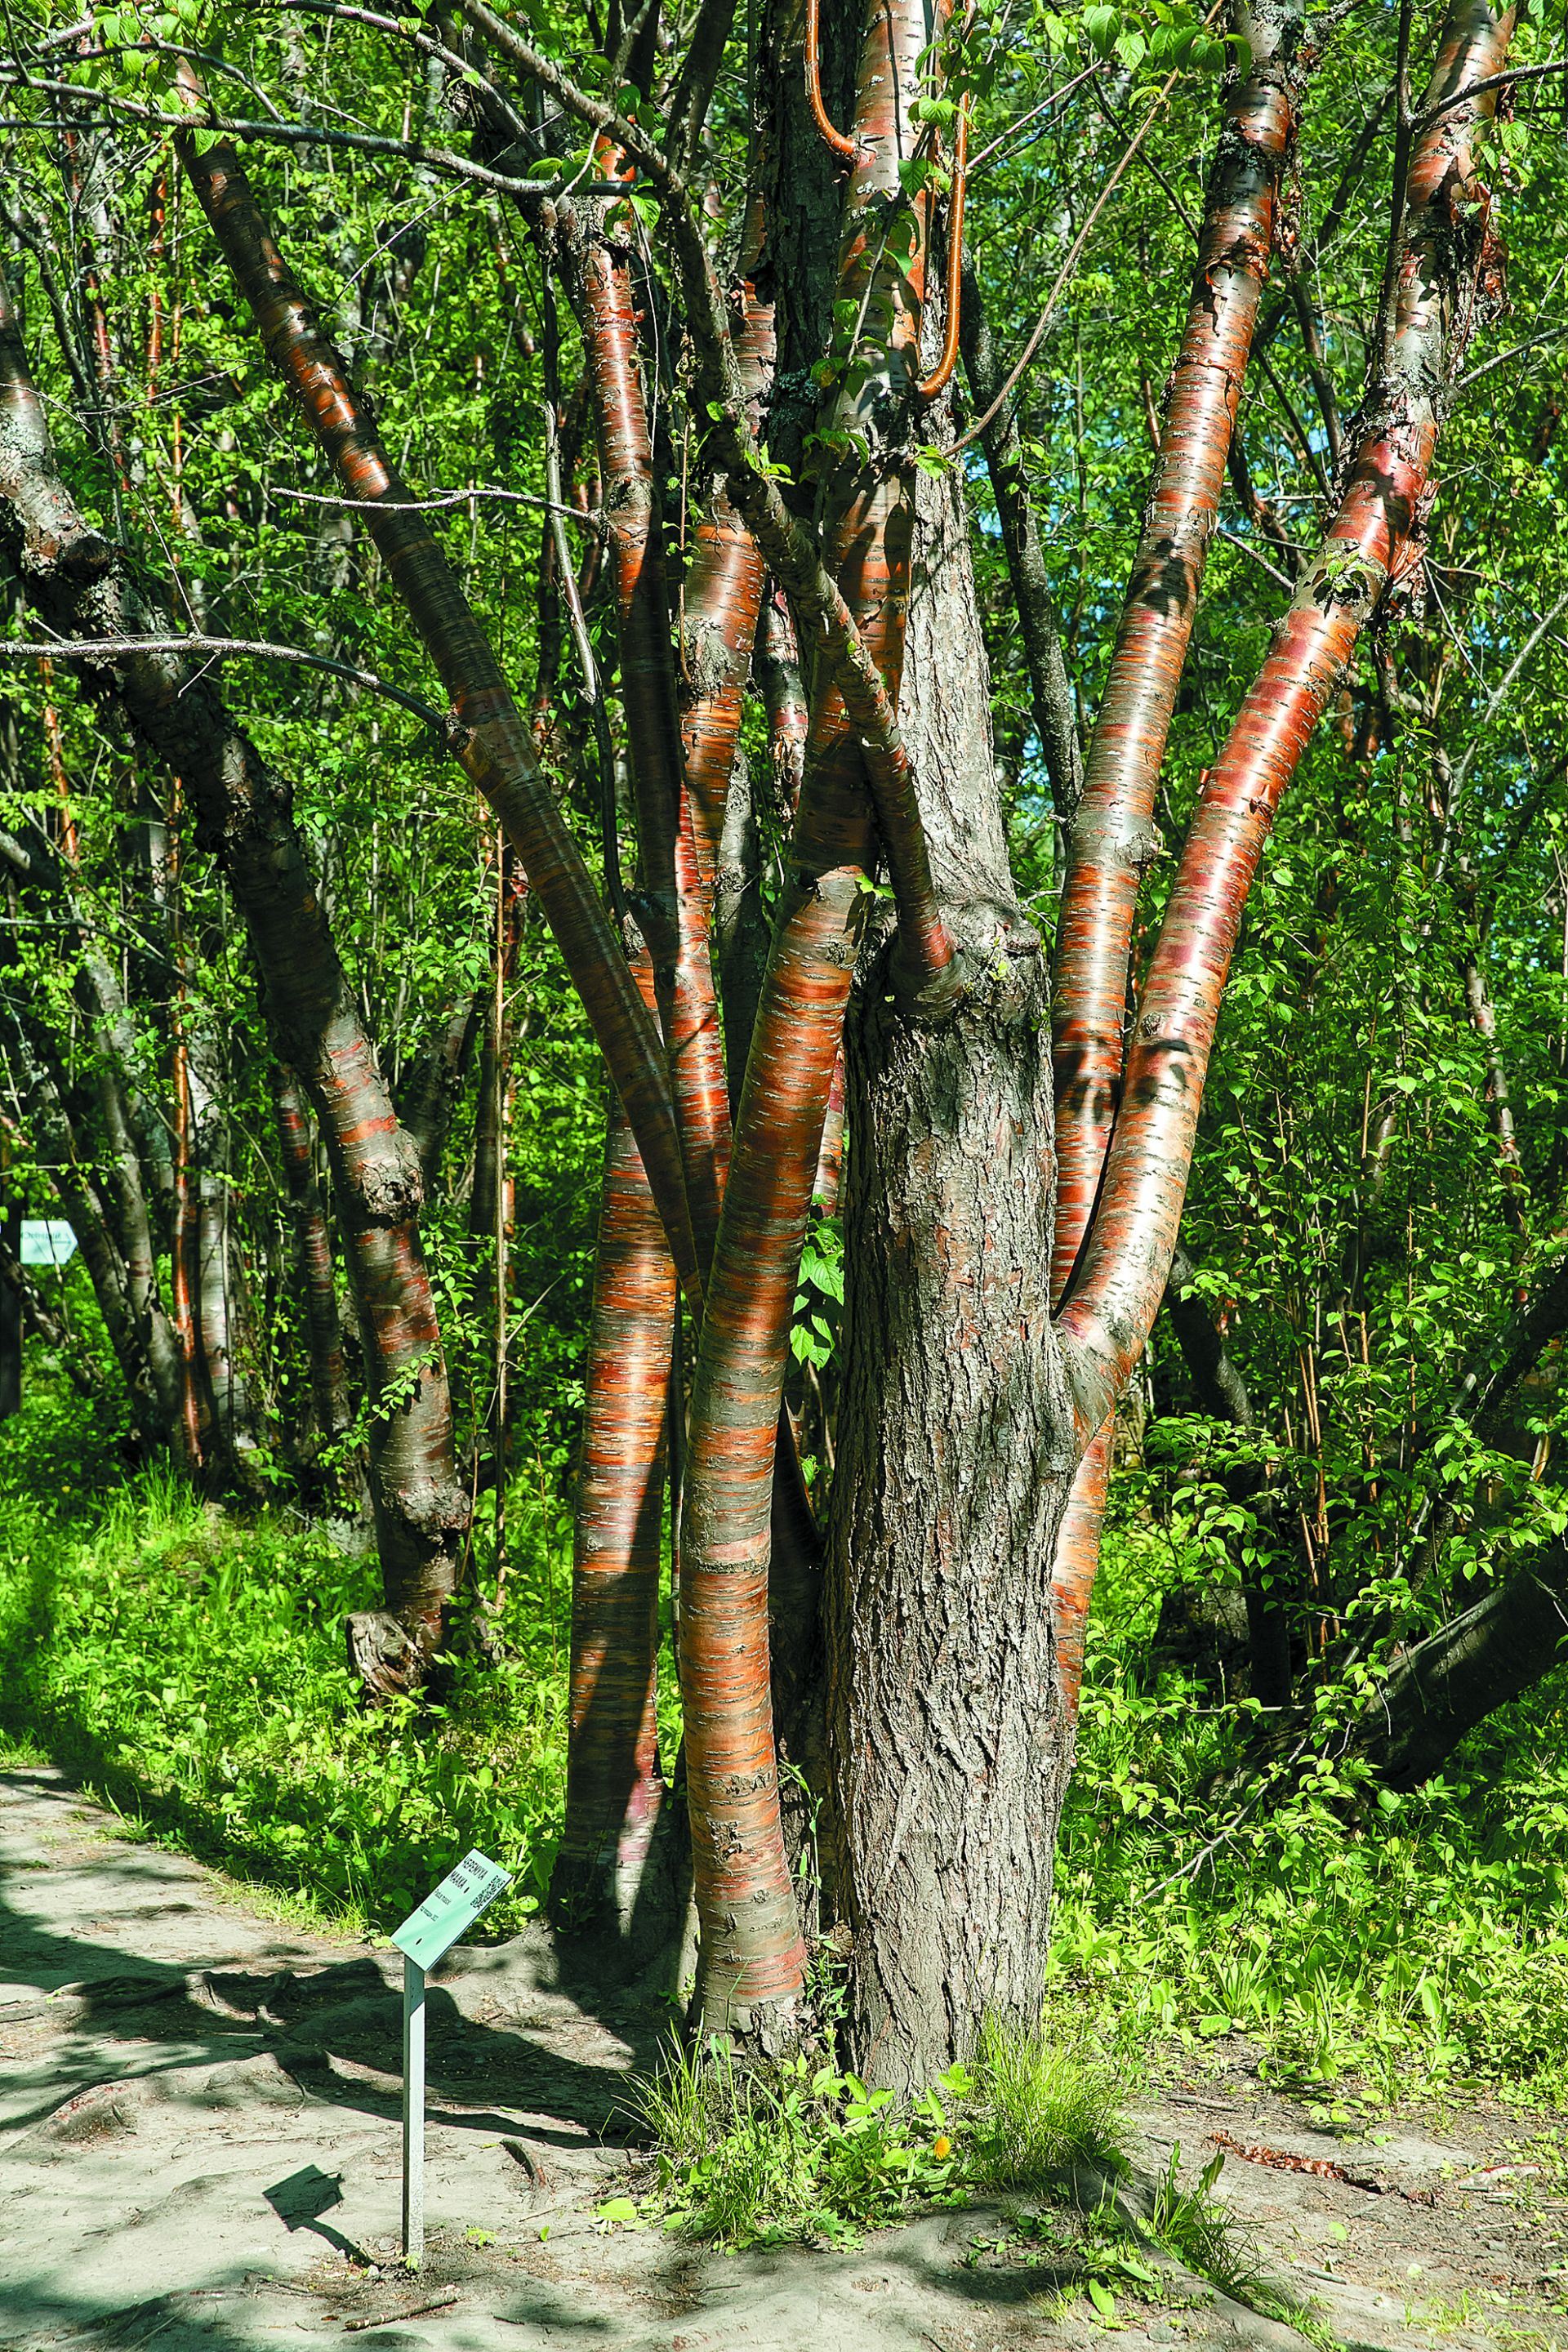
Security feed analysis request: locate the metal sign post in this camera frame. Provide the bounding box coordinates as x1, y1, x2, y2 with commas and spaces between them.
401, 1955, 426, 2263
390, 1850, 511, 2268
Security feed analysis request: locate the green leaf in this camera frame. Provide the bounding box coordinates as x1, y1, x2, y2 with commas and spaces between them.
1082, 5, 1120, 54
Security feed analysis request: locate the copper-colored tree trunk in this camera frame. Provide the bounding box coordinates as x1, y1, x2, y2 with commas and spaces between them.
1049, 0, 1511, 1735
555, 952, 680, 1944
271, 1063, 353, 1458
573, 229, 732, 1272
676, 0, 942, 2041
1051, 0, 1308, 1299
1058, 0, 1515, 1441
1045, 0, 1310, 1696
176, 124, 702, 1309
549, 202, 777, 1946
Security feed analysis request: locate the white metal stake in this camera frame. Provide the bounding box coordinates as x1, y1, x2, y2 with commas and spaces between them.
390, 1849, 510, 2267
402, 1955, 425, 2265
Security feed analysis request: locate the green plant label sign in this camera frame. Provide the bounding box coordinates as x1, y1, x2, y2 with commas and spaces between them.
20, 1220, 77, 1267
391, 1849, 511, 1970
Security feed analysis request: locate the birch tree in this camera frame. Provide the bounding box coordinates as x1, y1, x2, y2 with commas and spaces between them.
0, 0, 1537, 2082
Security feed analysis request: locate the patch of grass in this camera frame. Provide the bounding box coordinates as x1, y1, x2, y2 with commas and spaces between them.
625, 2035, 1334, 2347
1151, 2145, 1270, 2306
621, 2039, 969, 2246
1053, 1492, 1568, 2106
621, 2010, 1131, 2248
1148, 2145, 1333, 2347
0, 1378, 598, 1936
968, 2013, 1130, 2192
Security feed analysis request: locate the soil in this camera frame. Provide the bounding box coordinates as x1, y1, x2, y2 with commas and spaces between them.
3, 1765, 1566, 2352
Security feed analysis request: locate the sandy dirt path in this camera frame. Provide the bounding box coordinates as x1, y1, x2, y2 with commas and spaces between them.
2, 1766, 1563, 2352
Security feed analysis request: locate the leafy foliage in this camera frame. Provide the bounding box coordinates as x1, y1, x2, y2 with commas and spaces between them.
0, 1375, 579, 1931
1054, 1500, 1568, 2105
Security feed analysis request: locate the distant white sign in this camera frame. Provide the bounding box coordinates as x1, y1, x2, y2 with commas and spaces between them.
20, 1220, 77, 1268
391, 1848, 511, 1971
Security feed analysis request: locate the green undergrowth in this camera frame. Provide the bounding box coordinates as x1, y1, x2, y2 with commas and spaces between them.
1144, 2144, 1333, 2346
612, 2020, 1326, 2341
0, 1379, 595, 1936
616, 2013, 1130, 2247
1055, 1489, 1568, 2109
4, 1367, 1568, 2123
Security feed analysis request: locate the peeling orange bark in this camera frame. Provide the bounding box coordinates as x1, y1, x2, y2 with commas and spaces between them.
559, 214, 777, 1934
1051, 0, 1309, 1307
1046, 0, 1311, 1697
677, 0, 944, 2039
176, 124, 701, 1308
1059, 0, 1516, 1442
577, 234, 732, 1273
680, 211, 773, 880
1049, 1419, 1111, 1722
555, 949, 679, 1933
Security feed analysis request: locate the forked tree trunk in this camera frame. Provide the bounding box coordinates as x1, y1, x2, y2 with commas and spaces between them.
827, 457, 1078, 2093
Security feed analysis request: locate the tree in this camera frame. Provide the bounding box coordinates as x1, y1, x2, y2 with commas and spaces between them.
0, 0, 1541, 2087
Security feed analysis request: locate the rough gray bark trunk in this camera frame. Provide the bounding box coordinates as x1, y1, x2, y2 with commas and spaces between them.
270, 1062, 353, 1457
825, 457, 1078, 2094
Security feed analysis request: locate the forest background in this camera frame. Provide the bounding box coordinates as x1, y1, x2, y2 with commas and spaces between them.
0, 0, 1566, 2140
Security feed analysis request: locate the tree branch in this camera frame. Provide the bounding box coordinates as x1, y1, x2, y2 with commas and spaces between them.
172, 100, 703, 1306
1058, 0, 1517, 1443
0, 632, 444, 726
1049, 0, 1312, 1307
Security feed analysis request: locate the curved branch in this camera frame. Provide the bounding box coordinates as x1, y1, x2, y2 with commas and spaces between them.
804, 0, 859, 159
1050, 0, 1311, 1306
0, 631, 444, 725
918, 98, 968, 402
1058, 0, 1517, 1440
173, 109, 703, 1309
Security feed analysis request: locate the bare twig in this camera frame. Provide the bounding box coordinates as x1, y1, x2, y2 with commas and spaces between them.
0, 633, 444, 726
